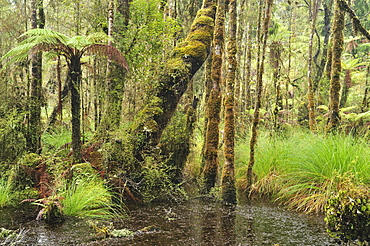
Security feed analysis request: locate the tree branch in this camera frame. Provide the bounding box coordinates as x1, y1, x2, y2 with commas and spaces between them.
339, 0, 370, 41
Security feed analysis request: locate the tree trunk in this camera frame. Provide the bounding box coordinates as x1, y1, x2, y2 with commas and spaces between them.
307, 0, 319, 132
69, 56, 83, 162
27, 0, 44, 154
202, 0, 225, 194
98, 0, 126, 136
326, 0, 344, 133
221, 0, 237, 204
246, 0, 274, 193
130, 0, 217, 160
270, 41, 282, 131
339, 69, 351, 108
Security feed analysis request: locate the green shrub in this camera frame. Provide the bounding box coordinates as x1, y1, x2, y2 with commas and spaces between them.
325, 185, 370, 243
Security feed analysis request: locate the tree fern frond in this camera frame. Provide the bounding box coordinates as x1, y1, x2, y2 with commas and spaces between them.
66, 36, 91, 50
86, 32, 112, 44
30, 43, 71, 57
84, 44, 129, 71
21, 28, 69, 45
2, 43, 35, 60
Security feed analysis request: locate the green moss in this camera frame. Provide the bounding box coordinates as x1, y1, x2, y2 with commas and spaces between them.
19, 153, 42, 168
195, 7, 216, 20
187, 29, 213, 44
175, 40, 207, 61
167, 57, 187, 71
191, 16, 214, 28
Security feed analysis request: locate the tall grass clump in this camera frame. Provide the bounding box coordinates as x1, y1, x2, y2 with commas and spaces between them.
236, 130, 370, 213
273, 134, 370, 213
60, 176, 119, 219
0, 177, 13, 207
235, 131, 301, 193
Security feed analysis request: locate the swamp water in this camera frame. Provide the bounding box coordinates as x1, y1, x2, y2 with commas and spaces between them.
0, 198, 337, 245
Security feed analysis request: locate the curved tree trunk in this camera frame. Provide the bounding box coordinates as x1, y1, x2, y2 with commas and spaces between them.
202, 0, 225, 194
130, 0, 217, 162
326, 0, 344, 133
221, 0, 237, 204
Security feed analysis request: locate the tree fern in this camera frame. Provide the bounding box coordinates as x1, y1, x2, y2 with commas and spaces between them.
1, 28, 129, 162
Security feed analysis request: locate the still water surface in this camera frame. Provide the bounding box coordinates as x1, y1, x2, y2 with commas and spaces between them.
0, 198, 336, 245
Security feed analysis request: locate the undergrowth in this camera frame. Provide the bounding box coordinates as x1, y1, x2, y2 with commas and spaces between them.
60, 176, 119, 219
236, 130, 370, 214
0, 177, 13, 207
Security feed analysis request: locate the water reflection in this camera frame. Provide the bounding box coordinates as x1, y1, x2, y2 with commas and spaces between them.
0, 198, 337, 245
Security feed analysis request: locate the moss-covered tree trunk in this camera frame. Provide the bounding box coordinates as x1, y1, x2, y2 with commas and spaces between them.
270, 41, 282, 131
98, 0, 126, 136
69, 55, 83, 163
201, 0, 225, 194
130, 0, 217, 160
326, 0, 344, 133
307, 0, 318, 133
27, 0, 44, 154
221, 0, 237, 204
246, 0, 273, 193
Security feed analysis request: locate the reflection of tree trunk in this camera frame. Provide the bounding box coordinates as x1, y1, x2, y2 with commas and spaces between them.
221, 0, 237, 204
202, 0, 225, 194
246, 0, 274, 193
327, 0, 344, 133
221, 206, 236, 245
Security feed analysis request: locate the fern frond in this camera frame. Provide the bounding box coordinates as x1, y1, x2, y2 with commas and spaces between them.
66, 36, 91, 50
86, 32, 112, 44
84, 44, 129, 71
21, 28, 69, 45
1, 42, 35, 66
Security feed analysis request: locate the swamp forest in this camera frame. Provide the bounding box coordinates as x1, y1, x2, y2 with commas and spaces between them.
0, 0, 370, 245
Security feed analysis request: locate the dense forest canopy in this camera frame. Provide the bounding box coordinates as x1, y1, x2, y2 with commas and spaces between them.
1, 0, 370, 241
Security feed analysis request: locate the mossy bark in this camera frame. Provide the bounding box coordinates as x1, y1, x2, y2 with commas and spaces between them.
270, 41, 282, 131
202, 0, 225, 194
130, 0, 217, 160
246, 0, 274, 194
27, 0, 44, 154
221, 0, 237, 204
69, 56, 83, 163
326, 0, 344, 133
97, 2, 126, 137
307, 0, 318, 133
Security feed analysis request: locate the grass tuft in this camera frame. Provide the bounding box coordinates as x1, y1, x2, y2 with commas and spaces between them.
0, 178, 13, 207
236, 131, 370, 213
60, 177, 119, 219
